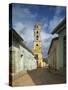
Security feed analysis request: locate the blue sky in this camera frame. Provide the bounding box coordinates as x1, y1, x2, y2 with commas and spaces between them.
11, 3, 66, 58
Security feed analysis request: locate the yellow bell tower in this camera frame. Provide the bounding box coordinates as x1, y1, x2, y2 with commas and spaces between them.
33, 24, 43, 68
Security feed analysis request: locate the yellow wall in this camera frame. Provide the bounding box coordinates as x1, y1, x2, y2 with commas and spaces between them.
33, 24, 43, 67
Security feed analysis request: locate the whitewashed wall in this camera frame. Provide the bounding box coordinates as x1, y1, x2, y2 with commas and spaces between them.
19, 45, 37, 71
9, 44, 37, 75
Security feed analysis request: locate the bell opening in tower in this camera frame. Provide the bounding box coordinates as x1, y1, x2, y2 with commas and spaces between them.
37, 31, 38, 33
36, 44, 38, 46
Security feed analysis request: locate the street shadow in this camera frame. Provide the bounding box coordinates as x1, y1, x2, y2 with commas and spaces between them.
27, 68, 66, 85
27, 68, 46, 85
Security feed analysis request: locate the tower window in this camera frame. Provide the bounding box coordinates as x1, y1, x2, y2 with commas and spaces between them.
36, 35, 38, 38
36, 44, 38, 46
36, 35, 38, 40
37, 25, 38, 28
37, 31, 38, 33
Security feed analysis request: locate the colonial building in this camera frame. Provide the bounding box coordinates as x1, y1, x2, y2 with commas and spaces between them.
48, 17, 66, 75
32, 24, 43, 67
9, 28, 37, 86
48, 37, 59, 70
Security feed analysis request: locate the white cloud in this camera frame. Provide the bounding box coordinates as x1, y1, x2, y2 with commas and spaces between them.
49, 15, 64, 33
21, 8, 37, 18
14, 22, 25, 32
12, 6, 37, 23
13, 21, 34, 41
48, 6, 65, 32
42, 23, 48, 29
23, 28, 34, 41
41, 31, 58, 40
41, 31, 52, 40
41, 30, 58, 57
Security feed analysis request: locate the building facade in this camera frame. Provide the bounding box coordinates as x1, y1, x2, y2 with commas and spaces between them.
9, 28, 37, 86
48, 17, 66, 74
48, 38, 59, 70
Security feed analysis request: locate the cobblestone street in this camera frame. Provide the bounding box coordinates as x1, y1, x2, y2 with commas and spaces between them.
13, 68, 66, 86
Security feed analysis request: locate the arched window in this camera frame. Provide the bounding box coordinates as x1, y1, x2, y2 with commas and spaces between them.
37, 25, 38, 28
36, 35, 38, 40
37, 31, 38, 33
36, 44, 38, 46
36, 35, 38, 38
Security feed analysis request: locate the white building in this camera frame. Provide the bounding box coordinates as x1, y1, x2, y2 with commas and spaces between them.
9, 28, 37, 86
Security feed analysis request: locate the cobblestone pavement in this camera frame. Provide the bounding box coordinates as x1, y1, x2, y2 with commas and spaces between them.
13, 68, 66, 86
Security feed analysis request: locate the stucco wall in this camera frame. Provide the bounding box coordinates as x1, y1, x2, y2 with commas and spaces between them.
48, 28, 66, 71
48, 39, 58, 70
57, 28, 66, 70
9, 44, 37, 75
19, 45, 37, 71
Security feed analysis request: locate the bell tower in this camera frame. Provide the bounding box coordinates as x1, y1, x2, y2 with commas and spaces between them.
33, 24, 43, 68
